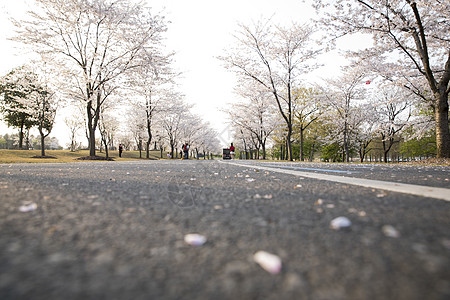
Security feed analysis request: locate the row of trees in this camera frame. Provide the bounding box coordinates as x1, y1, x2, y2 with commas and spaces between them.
1, 0, 220, 158
0, 133, 61, 150
222, 0, 449, 160
227, 69, 432, 163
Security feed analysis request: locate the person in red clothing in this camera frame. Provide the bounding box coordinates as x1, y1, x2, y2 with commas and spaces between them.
229, 143, 235, 159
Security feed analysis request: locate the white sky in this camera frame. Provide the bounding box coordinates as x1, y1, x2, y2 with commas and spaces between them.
0, 0, 368, 147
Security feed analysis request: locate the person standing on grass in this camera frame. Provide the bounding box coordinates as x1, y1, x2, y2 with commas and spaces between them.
119, 144, 123, 158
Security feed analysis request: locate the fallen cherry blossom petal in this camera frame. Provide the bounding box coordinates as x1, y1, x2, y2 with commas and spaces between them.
382, 225, 400, 238
184, 234, 207, 246
19, 202, 37, 212
330, 217, 352, 230
254, 194, 272, 199
253, 251, 282, 274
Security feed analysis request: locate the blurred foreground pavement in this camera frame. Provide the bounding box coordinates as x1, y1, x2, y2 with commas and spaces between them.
0, 160, 449, 299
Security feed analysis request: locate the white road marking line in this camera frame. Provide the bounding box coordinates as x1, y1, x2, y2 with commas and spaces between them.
223, 161, 450, 202
258, 164, 360, 174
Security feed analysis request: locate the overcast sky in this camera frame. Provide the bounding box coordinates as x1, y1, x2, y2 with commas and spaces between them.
0, 0, 368, 147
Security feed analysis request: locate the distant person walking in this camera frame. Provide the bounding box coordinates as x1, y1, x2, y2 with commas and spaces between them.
230, 143, 235, 159
119, 144, 123, 158
183, 143, 190, 159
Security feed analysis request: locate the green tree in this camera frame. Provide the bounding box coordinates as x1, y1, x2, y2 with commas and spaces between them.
400, 135, 436, 159
320, 143, 342, 162
1, 66, 57, 156
292, 87, 321, 161
0, 68, 37, 149
0, 138, 7, 149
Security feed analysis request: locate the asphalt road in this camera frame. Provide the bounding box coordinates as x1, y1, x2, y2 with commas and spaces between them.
0, 159, 449, 300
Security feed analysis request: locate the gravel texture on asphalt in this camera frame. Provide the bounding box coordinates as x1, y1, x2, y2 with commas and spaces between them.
0, 160, 449, 300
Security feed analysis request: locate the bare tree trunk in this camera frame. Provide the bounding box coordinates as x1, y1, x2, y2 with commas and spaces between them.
359, 146, 364, 163
435, 91, 450, 158
146, 140, 151, 159
89, 127, 96, 157
300, 128, 304, 161
286, 124, 293, 161
343, 121, 349, 162
87, 101, 96, 157
40, 132, 45, 157
262, 143, 266, 160
170, 144, 174, 159
103, 138, 109, 158
18, 121, 24, 149
87, 92, 101, 157
146, 115, 152, 159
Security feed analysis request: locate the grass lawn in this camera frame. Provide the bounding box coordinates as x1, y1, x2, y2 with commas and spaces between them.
0, 149, 165, 164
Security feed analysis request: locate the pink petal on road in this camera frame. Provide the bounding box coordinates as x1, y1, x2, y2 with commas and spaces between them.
19, 202, 37, 212
382, 225, 400, 238
184, 234, 207, 246
330, 217, 352, 230
253, 251, 282, 274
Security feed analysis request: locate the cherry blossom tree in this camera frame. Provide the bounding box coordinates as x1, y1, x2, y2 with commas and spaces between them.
99, 110, 118, 159
13, 0, 168, 157
221, 19, 321, 161
0, 67, 37, 149
65, 108, 84, 152
126, 49, 176, 159
232, 127, 252, 159
374, 85, 413, 162
318, 69, 367, 162
32, 87, 57, 157
161, 98, 191, 158
195, 125, 220, 159
180, 114, 204, 158
0, 66, 57, 156
312, 0, 450, 158
127, 104, 147, 157
226, 83, 280, 159
354, 102, 378, 162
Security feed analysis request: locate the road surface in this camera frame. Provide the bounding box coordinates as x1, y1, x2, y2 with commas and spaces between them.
0, 160, 449, 299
